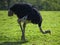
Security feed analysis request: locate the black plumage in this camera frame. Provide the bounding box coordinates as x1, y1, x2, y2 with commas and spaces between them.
9, 3, 42, 24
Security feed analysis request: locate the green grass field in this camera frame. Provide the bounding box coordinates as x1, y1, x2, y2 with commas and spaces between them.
0, 11, 60, 45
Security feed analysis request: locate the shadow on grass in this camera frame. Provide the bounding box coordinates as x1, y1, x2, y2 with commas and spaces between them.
0, 41, 28, 45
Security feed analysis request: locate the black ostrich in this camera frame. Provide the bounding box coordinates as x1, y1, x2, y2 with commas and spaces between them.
8, 3, 51, 41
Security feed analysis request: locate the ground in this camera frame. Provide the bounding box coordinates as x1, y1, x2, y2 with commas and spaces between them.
0, 11, 60, 45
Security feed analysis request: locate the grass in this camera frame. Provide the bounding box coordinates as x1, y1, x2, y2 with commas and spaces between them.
0, 11, 60, 45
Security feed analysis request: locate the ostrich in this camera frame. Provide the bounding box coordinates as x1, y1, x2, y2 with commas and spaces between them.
8, 3, 51, 41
